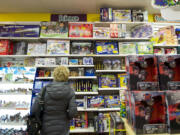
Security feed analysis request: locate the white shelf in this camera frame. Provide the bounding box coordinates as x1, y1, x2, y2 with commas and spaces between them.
153, 45, 180, 47
36, 76, 97, 80
94, 54, 127, 57
69, 76, 97, 79
0, 124, 27, 130
75, 92, 98, 95
70, 127, 94, 133
0, 37, 39, 40
96, 70, 126, 73
36, 65, 94, 68
98, 88, 127, 91
77, 107, 120, 112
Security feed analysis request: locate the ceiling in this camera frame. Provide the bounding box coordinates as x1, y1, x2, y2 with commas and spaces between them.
0, 0, 160, 14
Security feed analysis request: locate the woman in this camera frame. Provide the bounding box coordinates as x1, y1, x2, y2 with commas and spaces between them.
32, 66, 77, 135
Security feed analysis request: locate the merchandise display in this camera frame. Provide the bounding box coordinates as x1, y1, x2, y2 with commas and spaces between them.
40, 21, 68, 38
127, 55, 159, 90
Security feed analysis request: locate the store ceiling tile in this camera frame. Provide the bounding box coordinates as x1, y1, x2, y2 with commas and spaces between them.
0, 0, 160, 14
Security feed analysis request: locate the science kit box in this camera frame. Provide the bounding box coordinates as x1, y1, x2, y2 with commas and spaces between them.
96, 41, 119, 54
69, 23, 93, 38
40, 21, 68, 38
130, 91, 167, 134
166, 91, 180, 134
158, 55, 180, 90
47, 40, 70, 55
126, 55, 159, 91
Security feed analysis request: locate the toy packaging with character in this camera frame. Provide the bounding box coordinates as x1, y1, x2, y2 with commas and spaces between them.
95, 41, 119, 54
166, 91, 180, 134
69, 23, 93, 37
40, 21, 68, 38
129, 91, 167, 134
158, 55, 180, 90
126, 55, 159, 91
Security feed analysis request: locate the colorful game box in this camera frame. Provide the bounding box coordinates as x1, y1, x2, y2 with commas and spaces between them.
71, 42, 93, 54
93, 27, 110, 38
154, 48, 164, 55
119, 42, 137, 54
137, 42, 154, 54
69, 23, 93, 37
99, 74, 117, 88
104, 96, 120, 108
130, 91, 167, 134
40, 21, 68, 38
166, 91, 180, 134
47, 40, 70, 55
112, 10, 131, 22
117, 74, 128, 89
157, 55, 180, 90
87, 96, 105, 108
27, 43, 46, 55
0, 40, 11, 55
100, 8, 113, 22
127, 55, 159, 90
165, 48, 177, 55
95, 41, 119, 54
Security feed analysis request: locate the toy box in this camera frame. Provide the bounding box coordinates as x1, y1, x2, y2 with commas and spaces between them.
0, 25, 40, 37
112, 59, 121, 70
0, 40, 11, 55
99, 74, 117, 88
93, 27, 110, 38
127, 55, 159, 90
87, 96, 105, 108
117, 74, 128, 89
154, 48, 164, 55
13, 41, 27, 55
131, 10, 148, 22
34, 81, 43, 90
131, 24, 153, 38
100, 8, 113, 22
119, 42, 137, 54
76, 99, 85, 108
40, 21, 68, 38
69, 23, 93, 37
69, 59, 79, 65
137, 42, 154, 54
85, 68, 95, 76
110, 24, 126, 38
104, 96, 120, 108
96, 41, 119, 54
83, 57, 93, 65
131, 91, 167, 134
112, 10, 131, 22
71, 42, 93, 54
27, 43, 46, 55
175, 28, 180, 39
166, 91, 180, 134
47, 40, 70, 55
158, 55, 180, 90
165, 48, 177, 55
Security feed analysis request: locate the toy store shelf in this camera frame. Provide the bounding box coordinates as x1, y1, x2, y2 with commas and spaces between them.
0, 125, 27, 130
122, 118, 170, 135
69, 76, 97, 79
96, 70, 126, 73
70, 127, 94, 133
0, 107, 29, 110
0, 55, 31, 58
153, 45, 180, 47
36, 77, 53, 80
0, 37, 40, 40
94, 54, 127, 57
77, 107, 120, 112
36, 65, 95, 68
75, 92, 98, 95
98, 88, 127, 91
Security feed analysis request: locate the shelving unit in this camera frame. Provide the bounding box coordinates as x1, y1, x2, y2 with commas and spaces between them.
98, 88, 127, 91
77, 108, 120, 112
70, 127, 94, 133
96, 70, 126, 73
75, 92, 98, 95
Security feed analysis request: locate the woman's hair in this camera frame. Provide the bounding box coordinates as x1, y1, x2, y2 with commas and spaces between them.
53, 66, 69, 82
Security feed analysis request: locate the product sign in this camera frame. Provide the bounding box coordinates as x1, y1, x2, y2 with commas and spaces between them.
51, 14, 87, 22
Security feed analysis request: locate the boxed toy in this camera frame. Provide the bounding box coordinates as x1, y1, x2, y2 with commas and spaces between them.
69, 59, 79, 65
166, 91, 180, 134
27, 43, 46, 55
158, 55, 180, 90
127, 55, 159, 90
0, 40, 11, 55
110, 24, 126, 38
99, 74, 117, 88
103, 59, 112, 70
85, 68, 95, 76
119, 42, 137, 54
35, 58, 46, 66
112, 10, 131, 22
69, 23, 93, 37
175, 28, 180, 39
117, 74, 128, 89
95, 41, 119, 54
87, 96, 105, 108
47, 40, 70, 55
131, 10, 148, 22
154, 48, 164, 55
131, 24, 153, 38
0, 25, 14, 37
131, 91, 167, 134
93, 26, 110, 38
13, 41, 27, 55
40, 21, 68, 38
112, 59, 121, 70
137, 42, 154, 54
104, 96, 120, 108
71, 42, 93, 54
76, 99, 86, 108
100, 8, 113, 22
165, 48, 177, 55
83, 57, 93, 65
